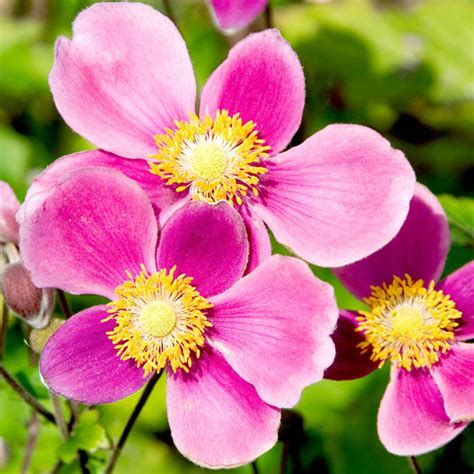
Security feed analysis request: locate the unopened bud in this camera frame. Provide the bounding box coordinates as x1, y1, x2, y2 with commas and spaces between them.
1, 262, 54, 329
29, 318, 65, 353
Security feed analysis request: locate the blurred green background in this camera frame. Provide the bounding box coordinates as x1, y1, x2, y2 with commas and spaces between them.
0, 0, 473, 473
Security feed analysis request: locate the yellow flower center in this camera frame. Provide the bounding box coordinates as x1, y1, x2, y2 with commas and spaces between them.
357, 274, 462, 371
149, 110, 270, 206
103, 265, 212, 377
139, 301, 176, 338
190, 142, 228, 181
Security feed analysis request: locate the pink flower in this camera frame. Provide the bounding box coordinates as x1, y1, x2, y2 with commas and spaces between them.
326, 183, 473, 455
22, 2, 415, 269
20, 167, 338, 468
208, 0, 268, 32
0, 181, 20, 244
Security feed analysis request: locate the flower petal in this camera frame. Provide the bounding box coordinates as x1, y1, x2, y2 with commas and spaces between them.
199, 30, 304, 155
437, 261, 474, 341
166, 348, 280, 468
240, 207, 271, 273
334, 183, 449, 300
40, 305, 148, 404
208, 255, 337, 408
49, 2, 196, 158
251, 124, 416, 267
19, 150, 181, 226
209, 0, 268, 32
431, 343, 474, 423
20, 167, 157, 299
0, 181, 20, 244
377, 367, 466, 456
324, 310, 379, 381
156, 202, 248, 298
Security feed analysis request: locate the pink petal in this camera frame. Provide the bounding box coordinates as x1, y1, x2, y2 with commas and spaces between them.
334, 183, 449, 300
240, 206, 271, 273
20, 168, 157, 299
0, 181, 20, 244
324, 310, 379, 381
49, 2, 196, 158
199, 30, 304, 155
40, 305, 148, 404
431, 343, 474, 423
209, 0, 268, 31
251, 124, 416, 267
166, 348, 280, 468
156, 202, 248, 298
377, 367, 466, 456
437, 261, 474, 341
18, 150, 181, 227
208, 255, 337, 408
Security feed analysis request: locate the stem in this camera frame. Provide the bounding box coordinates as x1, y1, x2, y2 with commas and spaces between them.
162, 0, 177, 25
21, 412, 40, 474
0, 299, 8, 361
264, 3, 273, 29
0, 364, 55, 424
279, 442, 289, 474
408, 456, 423, 474
57, 289, 71, 319
104, 371, 162, 473
251, 460, 259, 474
50, 393, 68, 440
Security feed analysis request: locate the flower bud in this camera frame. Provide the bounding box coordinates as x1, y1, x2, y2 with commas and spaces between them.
29, 318, 65, 353
1, 262, 54, 329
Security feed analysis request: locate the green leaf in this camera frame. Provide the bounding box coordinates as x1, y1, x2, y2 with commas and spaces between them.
437, 194, 474, 247
57, 410, 111, 463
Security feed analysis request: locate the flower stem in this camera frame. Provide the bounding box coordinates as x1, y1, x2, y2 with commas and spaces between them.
21, 411, 40, 474
162, 0, 177, 26
57, 289, 72, 319
0, 364, 55, 424
50, 393, 68, 440
264, 3, 273, 29
0, 299, 8, 361
251, 460, 259, 474
408, 456, 423, 474
104, 371, 163, 473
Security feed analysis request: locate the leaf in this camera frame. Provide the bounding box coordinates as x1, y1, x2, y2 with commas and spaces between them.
57, 410, 111, 463
437, 194, 474, 247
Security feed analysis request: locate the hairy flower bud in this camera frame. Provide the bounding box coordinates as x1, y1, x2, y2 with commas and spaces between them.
1, 262, 54, 329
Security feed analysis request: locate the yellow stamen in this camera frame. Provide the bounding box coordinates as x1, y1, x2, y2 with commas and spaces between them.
103, 265, 212, 377
149, 110, 270, 206
357, 274, 462, 371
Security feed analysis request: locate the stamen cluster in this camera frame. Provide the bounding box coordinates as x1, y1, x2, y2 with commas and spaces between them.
104, 265, 212, 376
150, 110, 269, 206
357, 274, 462, 371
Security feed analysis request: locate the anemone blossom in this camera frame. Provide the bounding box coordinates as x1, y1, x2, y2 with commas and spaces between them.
20, 167, 338, 468
22, 2, 415, 271
325, 184, 473, 455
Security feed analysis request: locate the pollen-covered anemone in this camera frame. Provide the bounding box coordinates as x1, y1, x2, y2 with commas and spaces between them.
20, 168, 338, 468
326, 184, 474, 456
22, 1, 415, 270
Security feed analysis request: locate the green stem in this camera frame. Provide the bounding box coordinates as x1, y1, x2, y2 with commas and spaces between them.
104, 371, 163, 473
408, 456, 422, 474
0, 364, 55, 424
264, 3, 273, 29
57, 289, 72, 319
251, 460, 259, 474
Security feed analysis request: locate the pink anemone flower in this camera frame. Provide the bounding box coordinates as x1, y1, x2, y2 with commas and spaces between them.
325, 183, 473, 456
20, 167, 338, 468
0, 181, 20, 244
22, 2, 415, 270
208, 0, 268, 32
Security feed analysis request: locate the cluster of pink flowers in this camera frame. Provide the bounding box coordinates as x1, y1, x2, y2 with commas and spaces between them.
2, 2, 472, 470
